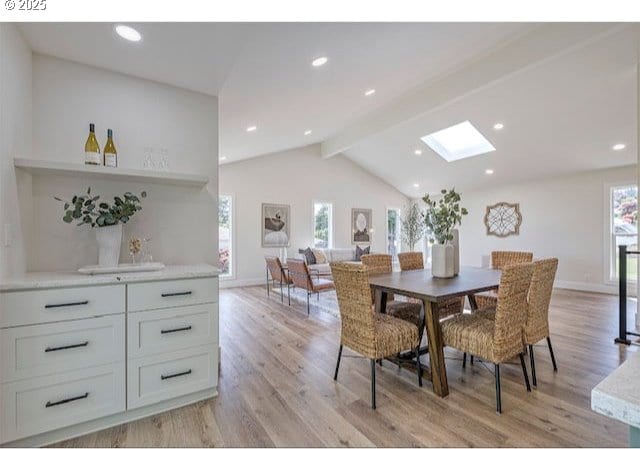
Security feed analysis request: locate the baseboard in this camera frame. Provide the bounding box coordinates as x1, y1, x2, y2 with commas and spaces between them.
220, 277, 264, 288
554, 280, 634, 296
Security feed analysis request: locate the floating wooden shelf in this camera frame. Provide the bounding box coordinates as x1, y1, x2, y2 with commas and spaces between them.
13, 157, 210, 187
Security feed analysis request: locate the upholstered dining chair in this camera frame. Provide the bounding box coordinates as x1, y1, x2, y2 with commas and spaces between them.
330, 262, 422, 409
396, 251, 463, 319
286, 258, 335, 315
441, 262, 534, 414
478, 258, 559, 388
474, 251, 534, 310
265, 256, 293, 303
360, 254, 423, 343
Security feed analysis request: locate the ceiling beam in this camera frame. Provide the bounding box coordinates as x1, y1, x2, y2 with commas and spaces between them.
321, 23, 627, 158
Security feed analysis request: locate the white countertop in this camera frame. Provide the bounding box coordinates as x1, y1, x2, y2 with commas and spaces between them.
0, 264, 219, 291
592, 352, 640, 428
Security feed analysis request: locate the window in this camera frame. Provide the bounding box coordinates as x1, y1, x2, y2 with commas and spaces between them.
313, 202, 333, 248
218, 195, 233, 277
421, 120, 496, 162
386, 208, 401, 261
608, 185, 637, 282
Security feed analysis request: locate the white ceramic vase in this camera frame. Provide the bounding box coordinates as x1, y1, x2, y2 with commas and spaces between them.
95, 223, 122, 267
432, 243, 455, 278
451, 229, 460, 276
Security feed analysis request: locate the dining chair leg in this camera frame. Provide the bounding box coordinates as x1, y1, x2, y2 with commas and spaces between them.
470, 355, 474, 365
519, 352, 532, 392
462, 352, 467, 368
415, 346, 423, 387
317, 292, 320, 302
494, 364, 502, 414
266, 268, 270, 297
370, 359, 377, 409
307, 292, 310, 315
546, 337, 558, 372
529, 344, 537, 388
378, 359, 383, 367
334, 344, 343, 380
280, 280, 284, 303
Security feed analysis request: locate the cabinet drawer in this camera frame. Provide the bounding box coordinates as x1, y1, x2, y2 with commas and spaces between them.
0, 285, 125, 328
127, 277, 217, 312
127, 345, 217, 410
1, 315, 125, 382
128, 303, 218, 359
1, 363, 125, 443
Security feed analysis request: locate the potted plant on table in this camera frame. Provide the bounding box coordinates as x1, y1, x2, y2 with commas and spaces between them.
422, 188, 468, 278
55, 188, 146, 267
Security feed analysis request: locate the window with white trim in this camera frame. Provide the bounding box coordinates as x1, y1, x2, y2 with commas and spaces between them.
608, 184, 637, 282
313, 202, 333, 248
218, 195, 233, 277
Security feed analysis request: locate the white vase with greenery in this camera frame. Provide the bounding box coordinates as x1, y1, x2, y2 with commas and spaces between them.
423, 188, 468, 278
56, 187, 146, 267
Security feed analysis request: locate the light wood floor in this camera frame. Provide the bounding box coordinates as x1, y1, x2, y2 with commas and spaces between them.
57, 286, 638, 447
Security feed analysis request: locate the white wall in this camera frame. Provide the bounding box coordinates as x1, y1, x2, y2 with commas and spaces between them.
219, 144, 409, 286
24, 54, 218, 271
458, 164, 637, 293
0, 24, 33, 279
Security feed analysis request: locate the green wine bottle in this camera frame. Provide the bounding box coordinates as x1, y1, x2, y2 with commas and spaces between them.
84, 123, 101, 165
104, 129, 118, 167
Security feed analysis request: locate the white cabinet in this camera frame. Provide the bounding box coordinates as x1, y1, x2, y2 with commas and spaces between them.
0, 269, 218, 446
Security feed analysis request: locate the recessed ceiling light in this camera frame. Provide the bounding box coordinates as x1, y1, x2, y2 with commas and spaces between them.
114, 24, 142, 42
413, 183, 420, 188
365, 89, 376, 96
612, 143, 626, 151
246, 125, 257, 132
493, 123, 504, 130
311, 57, 328, 67
485, 169, 494, 175
219, 156, 227, 161
414, 149, 422, 155
304, 130, 312, 136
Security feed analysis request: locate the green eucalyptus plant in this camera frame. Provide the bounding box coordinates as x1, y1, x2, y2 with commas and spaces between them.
400, 202, 426, 251
422, 188, 468, 244
55, 187, 146, 227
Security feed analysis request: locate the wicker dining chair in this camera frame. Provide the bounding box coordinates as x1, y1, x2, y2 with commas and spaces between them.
330, 262, 422, 409
474, 251, 533, 310
265, 256, 293, 304
441, 262, 533, 414
360, 254, 423, 339
397, 251, 463, 319
286, 258, 335, 315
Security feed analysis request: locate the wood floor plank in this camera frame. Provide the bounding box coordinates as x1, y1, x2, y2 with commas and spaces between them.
55, 286, 637, 447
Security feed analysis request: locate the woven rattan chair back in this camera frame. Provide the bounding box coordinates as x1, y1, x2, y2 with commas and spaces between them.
524, 258, 558, 344
360, 254, 392, 275
330, 262, 377, 356
286, 258, 313, 291
491, 251, 533, 269
492, 262, 534, 362
265, 256, 287, 283
398, 252, 424, 271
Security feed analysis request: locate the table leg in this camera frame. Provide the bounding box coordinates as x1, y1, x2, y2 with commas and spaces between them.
372, 287, 388, 313
424, 300, 449, 397
467, 293, 478, 311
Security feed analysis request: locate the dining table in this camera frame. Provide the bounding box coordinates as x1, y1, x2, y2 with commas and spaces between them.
368, 266, 501, 398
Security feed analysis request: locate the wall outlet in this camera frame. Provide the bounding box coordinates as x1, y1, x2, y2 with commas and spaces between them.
4, 224, 11, 247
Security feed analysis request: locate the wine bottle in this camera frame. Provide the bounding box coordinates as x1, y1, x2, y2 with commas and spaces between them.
104, 129, 118, 168
84, 123, 101, 165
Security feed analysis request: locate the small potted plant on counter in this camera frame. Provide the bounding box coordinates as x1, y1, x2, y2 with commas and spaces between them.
55, 188, 146, 267
422, 188, 467, 278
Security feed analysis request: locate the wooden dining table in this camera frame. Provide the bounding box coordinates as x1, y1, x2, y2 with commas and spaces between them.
368, 266, 501, 398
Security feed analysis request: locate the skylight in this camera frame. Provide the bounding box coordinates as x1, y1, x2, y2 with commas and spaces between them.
420, 121, 496, 162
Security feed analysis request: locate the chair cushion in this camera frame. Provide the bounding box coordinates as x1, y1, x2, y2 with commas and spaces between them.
373, 313, 419, 358
312, 277, 335, 292
441, 313, 497, 362
355, 245, 371, 261
311, 249, 327, 264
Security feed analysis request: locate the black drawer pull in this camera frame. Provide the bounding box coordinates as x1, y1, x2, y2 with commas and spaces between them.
45, 341, 89, 352
161, 325, 192, 335
161, 369, 192, 380
45, 392, 89, 408
45, 300, 89, 309
161, 291, 192, 298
